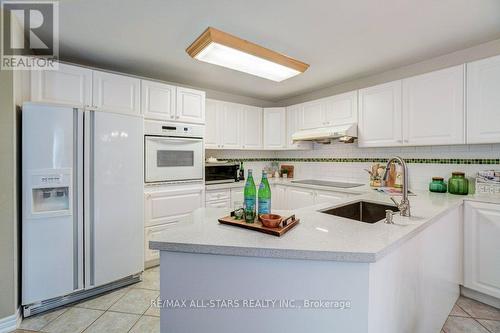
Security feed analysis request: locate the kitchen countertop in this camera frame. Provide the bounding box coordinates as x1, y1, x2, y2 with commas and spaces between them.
150, 186, 500, 263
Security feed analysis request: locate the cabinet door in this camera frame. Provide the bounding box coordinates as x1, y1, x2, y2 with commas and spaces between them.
403, 65, 464, 146
230, 188, 244, 207
464, 201, 500, 299
31, 63, 92, 107
205, 99, 220, 149
301, 99, 325, 129
176, 87, 205, 124
467, 55, 500, 144
220, 102, 242, 149
145, 223, 174, 263
324, 91, 358, 125
144, 186, 204, 227
272, 185, 287, 210
314, 190, 350, 205
358, 80, 403, 147
263, 107, 286, 149
141, 80, 176, 120
242, 105, 263, 149
287, 187, 315, 209
286, 104, 312, 150
92, 70, 141, 115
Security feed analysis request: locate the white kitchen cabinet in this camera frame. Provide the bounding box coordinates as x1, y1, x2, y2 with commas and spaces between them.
145, 224, 173, 263
230, 188, 244, 206
205, 99, 219, 149
241, 105, 263, 149
206, 188, 232, 209
301, 99, 325, 129
286, 104, 312, 150
287, 187, 315, 209
272, 185, 287, 210
263, 107, 286, 149
92, 70, 141, 116
176, 87, 205, 124
464, 201, 500, 299
144, 186, 204, 227
467, 55, 500, 144
300, 91, 357, 130
323, 91, 358, 126
141, 80, 176, 121
144, 185, 204, 265
314, 190, 351, 204
402, 65, 464, 145
221, 102, 242, 149
31, 63, 92, 107
358, 80, 403, 147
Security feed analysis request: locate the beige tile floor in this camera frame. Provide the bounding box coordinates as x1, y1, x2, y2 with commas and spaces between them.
16, 266, 160, 333
13, 266, 500, 333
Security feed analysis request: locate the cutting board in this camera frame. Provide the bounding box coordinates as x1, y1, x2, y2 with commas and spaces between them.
218, 214, 299, 237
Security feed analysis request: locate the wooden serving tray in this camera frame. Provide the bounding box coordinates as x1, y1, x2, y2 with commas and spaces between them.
218, 214, 299, 237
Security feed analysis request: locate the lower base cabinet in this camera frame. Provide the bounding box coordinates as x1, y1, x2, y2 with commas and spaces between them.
144, 184, 204, 266
464, 201, 500, 299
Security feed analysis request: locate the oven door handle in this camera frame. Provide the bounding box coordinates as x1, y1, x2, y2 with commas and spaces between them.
146, 136, 203, 144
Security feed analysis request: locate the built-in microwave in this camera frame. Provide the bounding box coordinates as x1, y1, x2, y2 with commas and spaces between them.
144, 120, 204, 183
205, 162, 240, 185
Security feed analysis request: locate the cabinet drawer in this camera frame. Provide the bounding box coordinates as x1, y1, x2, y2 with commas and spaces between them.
205, 199, 231, 209
206, 189, 231, 202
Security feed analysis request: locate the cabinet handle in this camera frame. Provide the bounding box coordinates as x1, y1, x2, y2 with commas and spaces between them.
170, 115, 174, 119
397, 140, 403, 143
176, 115, 180, 119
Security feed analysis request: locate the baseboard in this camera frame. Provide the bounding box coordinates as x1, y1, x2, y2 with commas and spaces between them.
0, 307, 21, 333
145, 258, 159, 269
461, 286, 500, 309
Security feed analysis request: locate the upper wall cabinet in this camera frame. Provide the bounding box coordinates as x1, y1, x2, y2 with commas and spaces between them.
403, 65, 465, 145
324, 91, 358, 125
176, 87, 205, 124
205, 99, 219, 149
141, 80, 176, 121
263, 107, 286, 149
220, 102, 242, 149
300, 91, 358, 130
241, 105, 263, 149
31, 63, 92, 107
286, 104, 312, 150
358, 80, 403, 147
205, 99, 260, 150
467, 55, 500, 144
93, 70, 141, 116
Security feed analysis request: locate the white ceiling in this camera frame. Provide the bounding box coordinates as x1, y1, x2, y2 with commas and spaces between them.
55, 0, 500, 102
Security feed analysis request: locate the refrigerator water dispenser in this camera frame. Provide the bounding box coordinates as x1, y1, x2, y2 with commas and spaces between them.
27, 169, 73, 218
32, 187, 70, 213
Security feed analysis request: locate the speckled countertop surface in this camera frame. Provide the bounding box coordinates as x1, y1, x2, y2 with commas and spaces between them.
150, 185, 500, 263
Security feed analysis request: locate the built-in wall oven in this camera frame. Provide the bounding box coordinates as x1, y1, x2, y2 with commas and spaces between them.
144, 120, 204, 183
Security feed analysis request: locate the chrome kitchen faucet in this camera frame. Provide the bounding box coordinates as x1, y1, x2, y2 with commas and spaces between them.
383, 156, 411, 217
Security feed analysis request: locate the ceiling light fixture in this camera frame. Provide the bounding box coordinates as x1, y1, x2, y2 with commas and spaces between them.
186, 27, 309, 82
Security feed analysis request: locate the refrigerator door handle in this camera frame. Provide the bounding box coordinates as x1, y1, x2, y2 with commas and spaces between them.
84, 110, 95, 288
73, 108, 84, 291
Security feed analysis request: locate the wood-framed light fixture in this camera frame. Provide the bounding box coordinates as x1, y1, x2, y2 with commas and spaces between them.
186, 27, 309, 82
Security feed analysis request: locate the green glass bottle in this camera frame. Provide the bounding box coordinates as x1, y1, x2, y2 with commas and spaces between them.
258, 171, 272, 215
244, 169, 256, 223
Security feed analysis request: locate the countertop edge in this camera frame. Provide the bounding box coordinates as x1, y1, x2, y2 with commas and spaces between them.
149, 241, 377, 263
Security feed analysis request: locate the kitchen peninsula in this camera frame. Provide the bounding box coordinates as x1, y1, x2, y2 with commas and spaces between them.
150, 188, 471, 333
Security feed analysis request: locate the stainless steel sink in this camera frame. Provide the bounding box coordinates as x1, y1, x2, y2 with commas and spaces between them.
320, 201, 399, 224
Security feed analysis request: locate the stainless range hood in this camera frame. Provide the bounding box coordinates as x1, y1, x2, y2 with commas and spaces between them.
292, 123, 358, 144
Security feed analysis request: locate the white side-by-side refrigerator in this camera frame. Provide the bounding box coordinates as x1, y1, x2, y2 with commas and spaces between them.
22, 103, 143, 316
